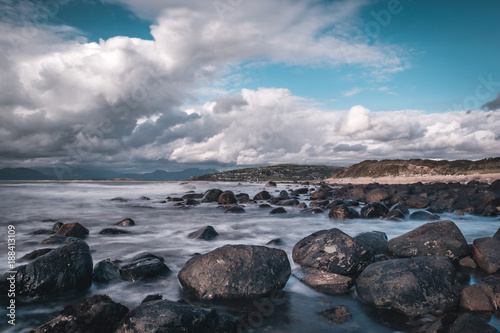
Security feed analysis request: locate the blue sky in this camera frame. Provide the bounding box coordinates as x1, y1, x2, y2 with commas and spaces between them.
0, 0, 499, 172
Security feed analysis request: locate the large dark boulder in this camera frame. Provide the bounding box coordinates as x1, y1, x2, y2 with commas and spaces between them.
360, 202, 389, 219
120, 253, 171, 281
387, 220, 469, 261
115, 299, 235, 333
471, 237, 500, 274
93, 259, 122, 283
30, 294, 129, 333
354, 231, 388, 255
356, 256, 458, 316
178, 245, 290, 300
328, 202, 359, 220
2, 238, 92, 296
202, 189, 223, 203
292, 228, 374, 276
187, 226, 219, 240
218, 191, 237, 205
253, 190, 271, 201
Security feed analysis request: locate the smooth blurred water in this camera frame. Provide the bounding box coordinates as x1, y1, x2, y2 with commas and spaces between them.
0, 181, 499, 332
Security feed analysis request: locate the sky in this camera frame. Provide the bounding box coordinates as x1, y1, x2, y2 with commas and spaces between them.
0, 0, 500, 173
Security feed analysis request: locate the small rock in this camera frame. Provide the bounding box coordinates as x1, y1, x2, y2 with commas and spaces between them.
259, 203, 272, 208
265, 181, 277, 187
270, 207, 287, 214
292, 267, 353, 295
459, 284, 494, 312
93, 259, 122, 283
409, 210, 440, 221
301, 208, 324, 215
99, 228, 131, 235
55, 222, 89, 238
120, 255, 171, 282
458, 256, 477, 269
201, 189, 223, 202
218, 191, 238, 205
390, 203, 409, 215
449, 313, 497, 333
360, 202, 389, 218
110, 197, 127, 202
139, 196, 150, 200
115, 218, 135, 226
187, 226, 219, 240
318, 306, 352, 324
253, 190, 271, 201
471, 237, 500, 274
266, 238, 285, 246
141, 294, 163, 304
405, 196, 431, 209
224, 206, 245, 214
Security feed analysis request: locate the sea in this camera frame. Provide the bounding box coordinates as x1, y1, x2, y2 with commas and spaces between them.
0, 181, 499, 332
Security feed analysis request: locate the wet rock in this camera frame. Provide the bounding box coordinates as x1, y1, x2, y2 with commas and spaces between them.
99, 228, 131, 235
387, 220, 469, 261
115, 299, 235, 333
55, 222, 89, 238
115, 218, 135, 226
449, 313, 497, 333
266, 181, 277, 187
292, 228, 374, 276
218, 191, 238, 205
253, 190, 272, 201
270, 207, 287, 214
360, 202, 389, 218
224, 206, 245, 214
298, 202, 307, 209
346, 187, 365, 201
141, 294, 163, 304
202, 189, 223, 202
30, 294, 129, 333
188, 226, 219, 240
354, 231, 388, 255
178, 245, 290, 300
427, 205, 444, 214
185, 198, 201, 205
405, 196, 431, 209
40, 235, 68, 245
2, 238, 93, 296
471, 237, 500, 274
309, 199, 329, 207
52, 222, 64, 232
275, 199, 300, 206
292, 267, 353, 295
310, 191, 327, 200
120, 253, 171, 282
356, 256, 458, 316
481, 274, 500, 308
409, 210, 440, 221
459, 284, 494, 312
328, 202, 359, 220
266, 238, 285, 246
390, 203, 409, 215
93, 259, 122, 283
182, 193, 203, 200
365, 188, 391, 204
259, 203, 272, 208
318, 306, 352, 324
385, 209, 405, 220
19, 248, 53, 262
459, 256, 477, 269
301, 208, 324, 215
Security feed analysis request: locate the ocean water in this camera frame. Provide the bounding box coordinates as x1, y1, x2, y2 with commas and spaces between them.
0, 181, 499, 332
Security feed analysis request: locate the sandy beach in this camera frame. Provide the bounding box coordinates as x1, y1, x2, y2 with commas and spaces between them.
329, 173, 500, 185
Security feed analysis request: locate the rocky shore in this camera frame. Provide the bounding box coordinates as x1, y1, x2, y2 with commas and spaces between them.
2, 179, 500, 332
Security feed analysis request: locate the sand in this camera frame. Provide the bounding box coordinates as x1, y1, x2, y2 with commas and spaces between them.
328, 173, 500, 185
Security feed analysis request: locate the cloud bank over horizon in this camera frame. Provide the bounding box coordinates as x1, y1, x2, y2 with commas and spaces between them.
0, 0, 499, 172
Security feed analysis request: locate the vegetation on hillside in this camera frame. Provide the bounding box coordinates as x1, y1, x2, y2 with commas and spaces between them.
332, 157, 500, 178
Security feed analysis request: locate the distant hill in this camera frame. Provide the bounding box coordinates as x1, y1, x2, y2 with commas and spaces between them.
0, 168, 57, 180
0, 167, 218, 181
190, 164, 345, 181
120, 168, 219, 181
332, 157, 500, 179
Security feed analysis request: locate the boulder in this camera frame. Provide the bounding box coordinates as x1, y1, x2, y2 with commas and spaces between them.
275, 199, 300, 206
178, 245, 290, 300
292, 267, 353, 295
182, 193, 203, 200
356, 256, 458, 316
99, 228, 131, 235
365, 188, 391, 204
270, 207, 287, 214
2, 238, 92, 296
224, 206, 245, 214
409, 210, 440, 221
253, 190, 271, 201
185, 199, 200, 206
387, 220, 469, 261
390, 203, 409, 215
19, 248, 53, 262
481, 274, 500, 308
93, 259, 122, 283
120, 253, 171, 281
310, 191, 327, 200
471, 237, 500, 274
360, 202, 389, 218
55, 222, 89, 238
218, 191, 237, 205
318, 306, 352, 324
449, 313, 497, 333
309, 200, 329, 207
354, 231, 388, 255
115, 299, 235, 333
30, 294, 129, 333
188, 226, 219, 240
459, 284, 494, 312
405, 196, 431, 209
328, 202, 359, 220
265, 181, 277, 187
458, 256, 477, 269
292, 228, 374, 276
384, 209, 405, 220
115, 218, 135, 226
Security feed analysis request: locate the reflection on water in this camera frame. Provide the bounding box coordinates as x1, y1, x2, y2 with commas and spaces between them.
0, 181, 499, 332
